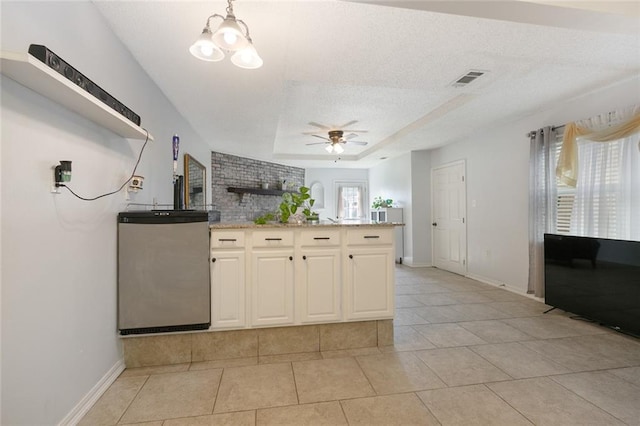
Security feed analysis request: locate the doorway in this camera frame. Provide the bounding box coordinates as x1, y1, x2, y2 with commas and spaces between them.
431, 160, 467, 275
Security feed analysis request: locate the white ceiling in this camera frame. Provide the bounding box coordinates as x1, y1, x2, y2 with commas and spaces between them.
95, 0, 640, 168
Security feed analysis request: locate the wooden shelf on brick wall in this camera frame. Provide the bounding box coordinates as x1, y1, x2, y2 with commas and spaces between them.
227, 186, 298, 202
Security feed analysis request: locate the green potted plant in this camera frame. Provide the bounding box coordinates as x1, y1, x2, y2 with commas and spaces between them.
372, 196, 393, 209
279, 186, 317, 223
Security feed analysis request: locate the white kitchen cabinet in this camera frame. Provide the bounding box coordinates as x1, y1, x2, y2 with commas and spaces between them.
251, 249, 295, 326
209, 225, 396, 331
297, 248, 342, 323
209, 250, 246, 329
370, 208, 404, 263
345, 228, 395, 320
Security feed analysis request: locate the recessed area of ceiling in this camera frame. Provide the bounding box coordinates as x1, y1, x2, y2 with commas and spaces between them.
94, 1, 640, 169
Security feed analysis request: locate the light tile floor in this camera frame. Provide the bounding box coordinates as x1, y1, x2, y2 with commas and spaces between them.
80, 266, 640, 425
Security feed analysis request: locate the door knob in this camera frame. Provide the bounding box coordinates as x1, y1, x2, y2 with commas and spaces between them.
432, 222, 437, 226
211, 258, 216, 263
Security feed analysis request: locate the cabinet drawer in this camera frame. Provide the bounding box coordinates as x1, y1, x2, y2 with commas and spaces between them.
300, 229, 341, 246
211, 231, 245, 249
252, 230, 294, 247
346, 228, 393, 245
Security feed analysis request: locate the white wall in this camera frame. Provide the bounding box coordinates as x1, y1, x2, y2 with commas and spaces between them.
305, 168, 369, 220
368, 153, 413, 259
429, 76, 640, 294
369, 151, 433, 266
0, 3, 211, 424
410, 151, 431, 266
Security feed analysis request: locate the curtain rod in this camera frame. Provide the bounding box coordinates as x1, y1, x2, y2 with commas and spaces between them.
527, 123, 566, 138
528, 106, 637, 138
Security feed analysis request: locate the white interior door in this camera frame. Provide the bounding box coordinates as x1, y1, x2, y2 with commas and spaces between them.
431, 161, 467, 275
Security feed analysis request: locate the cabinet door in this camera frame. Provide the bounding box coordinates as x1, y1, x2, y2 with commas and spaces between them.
345, 247, 395, 320
210, 250, 246, 329
298, 248, 342, 323
251, 249, 295, 326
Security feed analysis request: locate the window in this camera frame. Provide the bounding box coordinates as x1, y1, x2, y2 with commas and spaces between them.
552, 131, 639, 239
336, 181, 367, 220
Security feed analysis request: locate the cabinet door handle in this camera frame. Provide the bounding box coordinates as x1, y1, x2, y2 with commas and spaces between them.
313, 237, 330, 240
303, 255, 307, 260
364, 235, 380, 239
211, 258, 216, 263
349, 254, 353, 259
218, 238, 237, 242
432, 222, 437, 227
289, 256, 293, 261
265, 238, 282, 241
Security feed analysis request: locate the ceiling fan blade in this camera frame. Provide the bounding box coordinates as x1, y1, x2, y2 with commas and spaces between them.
308, 121, 331, 130
337, 120, 358, 129
311, 134, 330, 141
341, 129, 368, 133
347, 141, 368, 146
306, 142, 328, 146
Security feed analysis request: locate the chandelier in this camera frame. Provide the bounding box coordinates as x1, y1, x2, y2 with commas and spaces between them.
189, 0, 263, 69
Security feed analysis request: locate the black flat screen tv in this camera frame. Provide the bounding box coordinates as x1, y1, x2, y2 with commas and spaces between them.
544, 234, 640, 337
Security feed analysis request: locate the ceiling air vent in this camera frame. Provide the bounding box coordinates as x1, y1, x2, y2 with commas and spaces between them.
451, 70, 486, 87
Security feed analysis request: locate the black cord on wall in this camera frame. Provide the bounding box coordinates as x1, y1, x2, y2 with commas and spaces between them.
57, 129, 150, 201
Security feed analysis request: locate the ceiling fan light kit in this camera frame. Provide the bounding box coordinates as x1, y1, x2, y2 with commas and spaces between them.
325, 143, 344, 154
189, 0, 262, 69
307, 127, 369, 154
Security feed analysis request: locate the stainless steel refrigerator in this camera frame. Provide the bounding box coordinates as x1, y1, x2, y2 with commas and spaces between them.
117, 210, 210, 335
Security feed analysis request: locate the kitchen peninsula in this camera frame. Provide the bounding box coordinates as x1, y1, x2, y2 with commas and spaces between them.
122, 221, 402, 368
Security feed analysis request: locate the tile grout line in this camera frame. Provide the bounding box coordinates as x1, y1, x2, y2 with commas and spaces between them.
211, 367, 226, 415
352, 354, 382, 396
114, 374, 151, 425
548, 373, 635, 425
289, 361, 301, 405
480, 382, 536, 426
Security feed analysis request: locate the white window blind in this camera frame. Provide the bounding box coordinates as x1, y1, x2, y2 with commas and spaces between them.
553, 134, 575, 235
552, 130, 637, 239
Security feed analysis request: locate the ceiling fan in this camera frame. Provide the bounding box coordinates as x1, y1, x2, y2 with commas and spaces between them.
306, 130, 369, 154
303, 120, 368, 136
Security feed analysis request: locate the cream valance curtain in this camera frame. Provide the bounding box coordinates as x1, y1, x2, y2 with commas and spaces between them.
556, 110, 640, 187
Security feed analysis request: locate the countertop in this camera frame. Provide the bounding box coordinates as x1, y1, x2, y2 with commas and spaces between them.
210, 221, 404, 229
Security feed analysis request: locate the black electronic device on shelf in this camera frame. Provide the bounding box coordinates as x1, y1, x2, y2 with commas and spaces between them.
28, 44, 141, 126
544, 234, 640, 337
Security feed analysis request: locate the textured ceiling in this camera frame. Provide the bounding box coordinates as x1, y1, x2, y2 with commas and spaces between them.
95, 0, 640, 168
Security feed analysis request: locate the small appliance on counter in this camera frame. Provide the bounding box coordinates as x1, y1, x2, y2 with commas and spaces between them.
117, 210, 210, 335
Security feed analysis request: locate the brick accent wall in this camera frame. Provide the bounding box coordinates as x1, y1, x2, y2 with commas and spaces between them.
211, 151, 305, 222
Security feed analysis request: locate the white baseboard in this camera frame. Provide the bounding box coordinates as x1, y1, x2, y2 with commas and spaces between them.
58, 358, 125, 426
465, 273, 543, 302
401, 257, 432, 268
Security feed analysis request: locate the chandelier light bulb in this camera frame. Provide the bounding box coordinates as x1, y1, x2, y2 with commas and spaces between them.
189, 28, 224, 62
213, 18, 249, 51
334, 144, 344, 154
231, 42, 263, 69
325, 144, 334, 153
224, 31, 238, 46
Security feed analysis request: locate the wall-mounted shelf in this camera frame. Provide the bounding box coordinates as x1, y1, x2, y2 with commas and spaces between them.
227, 186, 296, 196
0, 51, 153, 141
